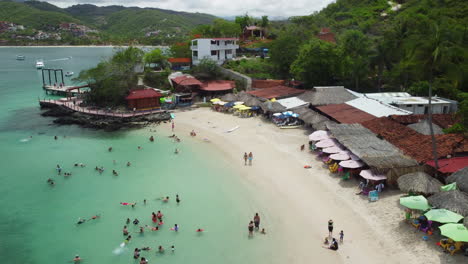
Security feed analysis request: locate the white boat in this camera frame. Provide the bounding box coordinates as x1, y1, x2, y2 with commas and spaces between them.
16, 55, 25, 60
65, 71, 74, 77
35, 60, 44, 69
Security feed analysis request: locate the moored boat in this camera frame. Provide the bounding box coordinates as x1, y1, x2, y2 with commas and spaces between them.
16, 55, 25, 60
35, 60, 44, 69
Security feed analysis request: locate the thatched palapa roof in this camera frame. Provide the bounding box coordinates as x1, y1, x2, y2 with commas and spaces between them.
407, 119, 444, 135
464, 217, 468, 228
221, 93, 237, 102
447, 167, 468, 193
298, 86, 357, 106
260, 101, 286, 113
428, 190, 468, 216
326, 123, 418, 170
397, 172, 443, 195
293, 106, 336, 130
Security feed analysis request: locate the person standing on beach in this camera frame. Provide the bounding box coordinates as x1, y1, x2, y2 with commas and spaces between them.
339, 230, 344, 243
248, 221, 254, 236
253, 213, 260, 230
171, 121, 175, 132
243, 153, 248, 165
248, 152, 253, 166
328, 220, 334, 237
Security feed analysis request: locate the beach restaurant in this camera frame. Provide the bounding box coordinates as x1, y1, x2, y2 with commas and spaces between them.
125, 89, 163, 110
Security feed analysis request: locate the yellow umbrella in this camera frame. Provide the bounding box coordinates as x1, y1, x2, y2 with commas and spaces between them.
233, 104, 245, 109
270, 98, 277, 102
210, 98, 220, 103
240, 106, 252, 110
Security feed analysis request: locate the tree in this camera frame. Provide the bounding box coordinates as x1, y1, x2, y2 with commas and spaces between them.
290, 39, 340, 87
339, 30, 371, 90
144, 48, 168, 69
75, 47, 144, 106
191, 58, 221, 80
269, 29, 305, 78
261, 16, 269, 28
170, 42, 191, 58
192, 19, 240, 38
235, 13, 251, 31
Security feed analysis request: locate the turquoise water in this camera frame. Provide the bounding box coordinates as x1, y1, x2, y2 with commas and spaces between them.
0, 48, 269, 264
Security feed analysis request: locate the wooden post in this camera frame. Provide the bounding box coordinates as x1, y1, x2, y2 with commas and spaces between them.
48, 70, 52, 86
54, 70, 58, 84
41, 69, 45, 86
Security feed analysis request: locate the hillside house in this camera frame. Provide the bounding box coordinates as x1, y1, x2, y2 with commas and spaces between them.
191, 38, 239, 65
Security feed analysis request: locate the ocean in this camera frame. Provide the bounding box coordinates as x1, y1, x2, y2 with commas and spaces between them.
0, 47, 270, 264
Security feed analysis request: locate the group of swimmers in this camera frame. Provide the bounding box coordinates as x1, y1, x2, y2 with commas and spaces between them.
248, 213, 266, 236
76, 215, 101, 225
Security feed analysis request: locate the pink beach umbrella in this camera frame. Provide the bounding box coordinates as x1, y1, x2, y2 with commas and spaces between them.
339, 150, 360, 161
315, 139, 337, 148
339, 160, 365, 169
329, 152, 350, 161
309, 130, 331, 141
359, 169, 387, 181
322, 146, 345, 154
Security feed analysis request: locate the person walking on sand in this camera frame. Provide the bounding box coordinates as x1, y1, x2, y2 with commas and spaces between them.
171, 121, 175, 132
248, 221, 254, 236
253, 213, 260, 230
243, 153, 248, 165
248, 152, 253, 165
328, 219, 334, 237
339, 230, 344, 243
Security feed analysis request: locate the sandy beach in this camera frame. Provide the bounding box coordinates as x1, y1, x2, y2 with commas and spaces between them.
168, 107, 464, 264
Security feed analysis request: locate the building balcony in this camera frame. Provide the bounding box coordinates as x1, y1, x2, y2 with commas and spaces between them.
190, 45, 198, 50
210, 44, 239, 50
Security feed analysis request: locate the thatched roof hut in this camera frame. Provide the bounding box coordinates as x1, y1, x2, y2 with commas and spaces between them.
260, 101, 286, 113
397, 172, 443, 195
407, 119, 444, 135
464, 217, 468, 228
446, 167, 468, 193
221, 93, 237, 102
298, 86, 357, 106
428, 190, 468, 216
293, 107, 336, 130
244, 96, 262, 107
326, 123, 420, 184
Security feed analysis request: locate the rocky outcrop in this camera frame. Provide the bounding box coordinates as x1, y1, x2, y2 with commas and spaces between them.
40, 105, 171, 131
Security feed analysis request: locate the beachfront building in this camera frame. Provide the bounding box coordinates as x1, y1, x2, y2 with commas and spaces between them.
364, 93, 455, 114
191, 38, 239, 65
167, 58, 191, 70
126, 89, 163, 110
170, 75, 203, 93
242, 26, 266, 40
198, 80, 235, 97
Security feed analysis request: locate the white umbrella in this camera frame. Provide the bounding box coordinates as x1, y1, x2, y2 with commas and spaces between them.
308, 130, 330, 141
359, 169, 387, 181
315, 139, 337, 148
339, 160, 365, 168
330, 152, 350, 161
234, 101, 244, 105
322, 146, 345, 154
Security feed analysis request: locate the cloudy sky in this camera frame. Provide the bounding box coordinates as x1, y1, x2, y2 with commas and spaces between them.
44, 0, 335, 18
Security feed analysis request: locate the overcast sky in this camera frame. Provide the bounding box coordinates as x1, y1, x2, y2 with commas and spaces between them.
44, 0, 335, 18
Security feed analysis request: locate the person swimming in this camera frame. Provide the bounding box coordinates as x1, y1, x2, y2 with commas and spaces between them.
112, 170, 118, 176
171, 245, 175, 252
124, 235, 132, 243
123, 225, 129, 235
173, 224, 179, 232
47, 178, 55, 185
158, 245, 164, 253
126, 218, 131, 224
176, 194, 180, 204
145, 225, 159, 231
133, 218, 140, 225
149, 136, 154, 142
133, 248, 140, 259
108, 147, 112, 152
127, 161, 131, 167
77, 218, 86, 225
141, 247, 151, 251
163, 196, 170, 202
72, 255, 81, 262
196, 228, 204, 232
139, 226, 144, 233
174, 149, 179, 154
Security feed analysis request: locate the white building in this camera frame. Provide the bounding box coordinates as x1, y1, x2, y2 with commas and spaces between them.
365, 93, 454, 114
191, 38, 239, 65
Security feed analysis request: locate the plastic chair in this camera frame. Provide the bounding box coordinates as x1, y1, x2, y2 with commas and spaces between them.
420, 221, 432, 233
337, 166, 344, 173
322, 156, 330, 163
341, 171, 350, 180
368, 190, 379, 202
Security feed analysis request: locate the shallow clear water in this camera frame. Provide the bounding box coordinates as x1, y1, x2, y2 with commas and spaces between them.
0, 47, 269, 264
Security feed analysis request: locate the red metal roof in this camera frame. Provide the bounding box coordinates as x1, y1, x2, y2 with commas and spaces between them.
247, 86, 305, 99
426, 157, 468, 174
199, 80, 235, 91
168, 58, 191, 63
362, 117, 465, 163
316, 104, 376, 124
171, 76, 203, 86
126, 89, 163, 100
252, 80, 285, 89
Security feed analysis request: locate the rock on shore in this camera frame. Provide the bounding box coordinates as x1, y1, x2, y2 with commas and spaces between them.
40, 105, 171, 131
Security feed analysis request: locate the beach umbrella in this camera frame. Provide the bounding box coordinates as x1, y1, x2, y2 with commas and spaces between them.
315, 139, 337, 148
464, 218, 468, 228
210, 98, 220, 103
424, 209, 464, 224
399, 195, 431, 211
359, 170, 387, 181
441, 182, 457, 192
446, 167, 468, 193
234, 101, 244, 105
224, 102, 235, 108
322, 146, 345, 154
339, 160, 365, 169
233, 104, 245, 109
329, 152, 350, 161
428, 190, 468, 217
239, 106, 252, 110
397, 172, 442, 195
308, 130, 331, 141
439, 224, 468, 242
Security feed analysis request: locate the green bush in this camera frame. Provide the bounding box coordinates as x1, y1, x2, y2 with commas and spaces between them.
143, 69, 171, 90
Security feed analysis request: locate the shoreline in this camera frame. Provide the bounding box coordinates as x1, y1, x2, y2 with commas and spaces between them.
0, 45, 168, 48
169, 107, 461, 264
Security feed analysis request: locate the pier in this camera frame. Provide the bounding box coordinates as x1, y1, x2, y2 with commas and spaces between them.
41, 68, 89, 96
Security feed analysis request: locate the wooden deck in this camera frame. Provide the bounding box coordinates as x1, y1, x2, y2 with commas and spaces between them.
39, 99, 164, 118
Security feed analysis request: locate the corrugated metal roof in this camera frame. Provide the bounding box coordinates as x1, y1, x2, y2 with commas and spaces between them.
276, 97, 309, 109
247, 86, 305, 99
346, 97, 412, 117
316, 104, 376, 124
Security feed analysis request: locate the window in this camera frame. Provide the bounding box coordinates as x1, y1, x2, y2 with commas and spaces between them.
210, 40, 216, 44
406, 104, 413, 107
192, 51, 198, 57
226, 50, 232, 54
192, 40, 198, 46
417, 104, 424, 107
443, 106, 448, 113
211, 50, 217, 56
424, 106, 428, 114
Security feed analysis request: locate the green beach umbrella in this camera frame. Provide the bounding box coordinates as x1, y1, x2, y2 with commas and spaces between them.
424, 209, 464, 223
439, 224, 468, 242
441, 182, 457, 192
399, 195, 430, 211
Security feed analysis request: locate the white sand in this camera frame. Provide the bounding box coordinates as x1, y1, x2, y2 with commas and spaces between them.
165, 107, 464, 264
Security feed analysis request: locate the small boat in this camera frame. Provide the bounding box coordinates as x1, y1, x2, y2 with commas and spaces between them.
35, 60, 44, 69
279, 125, 301, 129
225, 126, 239, 133
16, 55, 25, 60
65, 71, 74, 77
